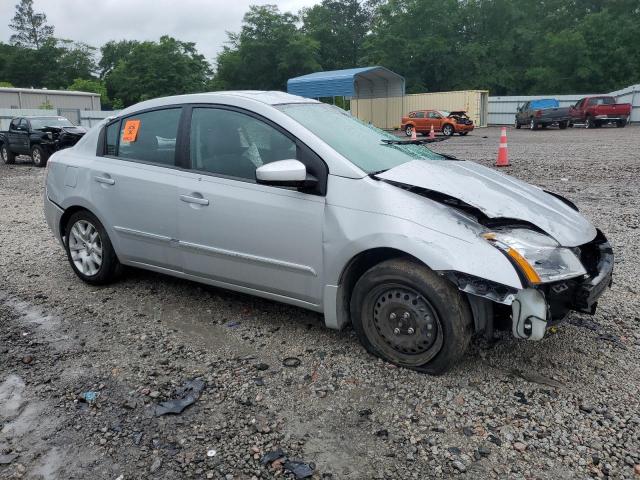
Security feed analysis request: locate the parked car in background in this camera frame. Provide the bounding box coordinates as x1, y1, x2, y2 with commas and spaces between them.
515, 99, 571, 130
0, 116, 87, 167
401, 109, 474, 137
569, 96, 631, 128
44, 91, 613, 374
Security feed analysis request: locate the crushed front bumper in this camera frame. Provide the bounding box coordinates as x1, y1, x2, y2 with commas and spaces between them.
513, 230, 613, 339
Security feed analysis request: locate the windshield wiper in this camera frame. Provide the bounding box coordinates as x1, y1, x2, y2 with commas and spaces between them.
381, 137, 449, 145
369, 168, 389, 177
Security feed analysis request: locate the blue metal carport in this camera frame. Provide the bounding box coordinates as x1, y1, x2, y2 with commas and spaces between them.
287, 66, 405, 100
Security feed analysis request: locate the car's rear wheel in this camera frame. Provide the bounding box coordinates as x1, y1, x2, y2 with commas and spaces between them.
350, 258, 472, 375
529, 118, 538, 130
585, 116, 594, 129
64, 210, 121, 285
616, 120, 626, 128
405, 125, 414, 137
31, 145, 48, 168
1, 144, 15, 164
442, 124, 455, 136
558, 121, 568, 129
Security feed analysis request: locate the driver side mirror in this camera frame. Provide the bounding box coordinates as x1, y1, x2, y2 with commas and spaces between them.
256, 159, 317, 189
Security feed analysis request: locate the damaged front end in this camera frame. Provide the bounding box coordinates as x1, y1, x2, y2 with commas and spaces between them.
40, 125, 87, 150
375, 160, 613, 343
446, 229, 613, 341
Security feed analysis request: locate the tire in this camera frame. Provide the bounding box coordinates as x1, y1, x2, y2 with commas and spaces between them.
558, 121, 568, 130
1, 143, 16, 164
442, 124, 455, 136
515, 118, 521, 129
31, 145, 49, 168
585, 116, 594, 129
616, 120, 626, 128
350, 258, 473, 375
405, 125, 414, 137
64, 210, 122, 285
529, 118, 538, 130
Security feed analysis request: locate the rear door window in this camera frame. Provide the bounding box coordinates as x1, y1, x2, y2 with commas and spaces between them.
117, 108, 181, 166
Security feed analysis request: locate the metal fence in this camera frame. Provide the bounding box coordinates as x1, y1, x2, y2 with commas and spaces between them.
0, 108, 119, 130
488, 84, 640, 125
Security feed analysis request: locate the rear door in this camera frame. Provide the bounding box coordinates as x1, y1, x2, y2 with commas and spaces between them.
175, 105, 326, 306
91, 107, 183, 271
413, 111, 427, 132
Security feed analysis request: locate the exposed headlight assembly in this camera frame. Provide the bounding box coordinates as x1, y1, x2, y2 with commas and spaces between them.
482, 228, 586, 284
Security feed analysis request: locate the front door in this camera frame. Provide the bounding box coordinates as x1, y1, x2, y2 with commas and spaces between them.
176, 106, 325, 306
90, 107, 183, 271
8, 119, 29, 154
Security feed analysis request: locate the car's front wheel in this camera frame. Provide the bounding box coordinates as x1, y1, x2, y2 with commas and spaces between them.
64, 210, 121, 285
350, 258, 472, 375
616, 120, 626, 128
31, 145, 48, 168
515, 118, 521, 129
529, 118, 538, 130
405, 125, 414, 137
1, 144, 16, 164
442, 124, 455, 136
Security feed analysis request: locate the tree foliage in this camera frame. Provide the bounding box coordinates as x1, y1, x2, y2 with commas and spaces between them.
213, 5, 320, 91
2, 0, 640, 107
9, 0, 54, 49
105, 36, 211, 107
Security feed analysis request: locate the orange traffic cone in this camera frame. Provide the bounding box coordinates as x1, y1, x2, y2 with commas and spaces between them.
411, 126, 417, 140
429, 124, 436, 139
496, 127, 510, 167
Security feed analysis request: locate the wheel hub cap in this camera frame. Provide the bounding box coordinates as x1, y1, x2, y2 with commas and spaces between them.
69, 220, 102, 276
373, 287, 438, 355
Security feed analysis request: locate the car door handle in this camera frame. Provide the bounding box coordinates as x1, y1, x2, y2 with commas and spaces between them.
180, 194, 209, 206
94, 176, 115, 185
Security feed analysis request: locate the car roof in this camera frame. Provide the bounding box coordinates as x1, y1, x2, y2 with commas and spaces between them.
117, 91, 319, 117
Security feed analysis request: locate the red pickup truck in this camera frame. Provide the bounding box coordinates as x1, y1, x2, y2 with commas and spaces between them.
569, 96, 631, 128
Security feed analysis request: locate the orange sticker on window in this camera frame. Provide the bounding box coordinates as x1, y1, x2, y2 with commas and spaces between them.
122, 119, 140, 142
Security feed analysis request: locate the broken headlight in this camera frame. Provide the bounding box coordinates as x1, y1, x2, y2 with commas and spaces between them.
482, 228, 586, 284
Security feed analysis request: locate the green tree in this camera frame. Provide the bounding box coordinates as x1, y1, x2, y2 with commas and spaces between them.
9, 0, 54, 49
213, 5, 320, 90
99, 40, 139, 78
105, 36, 211, 106
302, 0, 372, 70
67, 77, 116, 108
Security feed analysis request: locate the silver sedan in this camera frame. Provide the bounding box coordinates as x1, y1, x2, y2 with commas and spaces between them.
44, 91, 613, 374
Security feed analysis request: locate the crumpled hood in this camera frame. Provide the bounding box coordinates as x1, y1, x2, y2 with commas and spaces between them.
377, 160, 596, 247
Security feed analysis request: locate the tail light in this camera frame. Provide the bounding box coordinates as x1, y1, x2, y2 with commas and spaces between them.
535, 110, 542, 117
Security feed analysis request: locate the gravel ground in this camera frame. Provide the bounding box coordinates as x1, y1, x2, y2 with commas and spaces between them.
1, 125, 639, 480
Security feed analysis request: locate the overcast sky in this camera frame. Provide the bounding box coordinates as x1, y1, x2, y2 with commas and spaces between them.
0, 0, 320, 63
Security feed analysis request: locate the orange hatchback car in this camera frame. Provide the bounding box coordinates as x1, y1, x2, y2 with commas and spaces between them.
401, 110, 474, 137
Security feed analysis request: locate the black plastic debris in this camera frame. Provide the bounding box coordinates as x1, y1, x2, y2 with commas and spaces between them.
282, 357, 301, 368
514, 391, 528, 404
260, 448, 285, 465
283, 459, 315, 479
154, 378, 205, 416
358, 408, 372, 417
